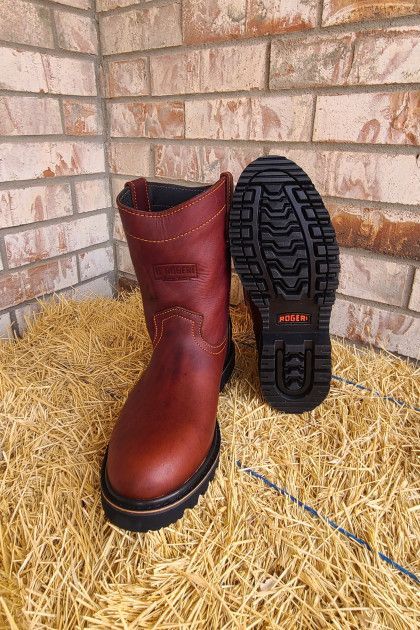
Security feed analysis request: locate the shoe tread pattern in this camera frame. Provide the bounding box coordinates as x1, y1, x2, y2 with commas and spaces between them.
230, 156, 339, 413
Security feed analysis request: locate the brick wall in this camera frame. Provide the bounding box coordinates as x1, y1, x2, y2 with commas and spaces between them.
100, 0, 420, 359
0, 0, 114, 338
0, 1, 419, 359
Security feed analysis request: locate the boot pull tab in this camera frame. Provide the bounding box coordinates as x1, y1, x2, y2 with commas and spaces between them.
220, 172, 233, 242
125, 178, 151, 212
220, 171, 233, 208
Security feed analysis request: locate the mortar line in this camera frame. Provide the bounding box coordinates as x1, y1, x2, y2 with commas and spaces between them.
103, 135, 420, 157
94, 0, 119, 296
0, 38, 99, 60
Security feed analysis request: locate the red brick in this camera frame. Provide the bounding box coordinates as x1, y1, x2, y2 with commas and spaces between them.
150, 42, 267, 96
246, 0, 317, 37
350, 27, 420, 86
0, 0, 54, 48
339, 250, 412, 307
270, 33, 354, 89
276, 149, 420, 206
99, 3, 181, 55
75, 178, 111, 213
328, 202, 420, 261
314, 91, 420, 145
49, 0, 91, 8
183, 0, 246, 44
0, 184, 72, 230
78, 245, 114, 281
323, 0, 420, 26
0, 141, 105, 181
183, 0, 317, 44
0, 257, 78, 311
0, 48, 97, 96
154, 144, 261, 183
109, 141, 152, 176
202, 144, 259, 187
96, 0, 137, 10
111, 176, 128, 208
5, 214, 110, 268
331, 297, 420, 359
0, 96, 62, 136
0, 312, 13, 339
108, 101, 184, 139
113, 211, 125, 242
106, 58, 149, 98
116, 242, 135, 275
185, 95, 313, 142
55, 11, 98, 54
44, 56, 97, 96
63, 100, 102, 136
408, 269, 420, 312
71, 275, 113, 299
13, 302, 41, 335
271, 28, 420, 89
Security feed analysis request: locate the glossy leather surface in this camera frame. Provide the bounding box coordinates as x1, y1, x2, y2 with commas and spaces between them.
106, 173, 233, 500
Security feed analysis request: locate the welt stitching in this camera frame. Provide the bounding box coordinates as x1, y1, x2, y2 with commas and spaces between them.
152, 185, 206, 191
125, 205, 225, 243
118, 180, 225, 218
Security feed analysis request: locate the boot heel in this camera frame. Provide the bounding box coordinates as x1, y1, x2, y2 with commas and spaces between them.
230, 155, 340, 413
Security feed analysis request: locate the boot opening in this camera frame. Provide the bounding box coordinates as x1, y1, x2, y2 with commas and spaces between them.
121, 181, 210, 212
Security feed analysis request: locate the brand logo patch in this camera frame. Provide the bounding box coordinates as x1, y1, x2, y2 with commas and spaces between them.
154, 263, 198, 281
277, 313, 311, 324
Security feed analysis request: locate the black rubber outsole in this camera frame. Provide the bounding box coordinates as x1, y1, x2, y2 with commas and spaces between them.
101, 339, 235, 532
230, 155, 340, 413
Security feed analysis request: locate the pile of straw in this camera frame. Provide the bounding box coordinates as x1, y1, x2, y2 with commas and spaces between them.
0, 292, 418, 628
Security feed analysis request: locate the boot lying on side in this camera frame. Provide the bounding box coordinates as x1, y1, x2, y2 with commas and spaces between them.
101, 173, 235, 532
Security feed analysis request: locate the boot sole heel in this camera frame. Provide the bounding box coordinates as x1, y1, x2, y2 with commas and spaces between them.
230, 155, 340, 413
100, 341, 235, 532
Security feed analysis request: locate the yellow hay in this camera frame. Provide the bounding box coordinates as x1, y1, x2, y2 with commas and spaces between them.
0, 291, 418, 629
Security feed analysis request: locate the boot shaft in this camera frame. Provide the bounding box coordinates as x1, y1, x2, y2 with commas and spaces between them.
117, 174, 233, 345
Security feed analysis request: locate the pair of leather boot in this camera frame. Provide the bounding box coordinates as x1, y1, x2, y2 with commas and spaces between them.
101, 156, 340, 532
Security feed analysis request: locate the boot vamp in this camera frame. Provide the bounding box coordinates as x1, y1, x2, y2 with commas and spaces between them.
106, 324, 224, 501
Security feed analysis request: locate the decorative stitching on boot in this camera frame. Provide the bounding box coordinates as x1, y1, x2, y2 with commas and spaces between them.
152, 307, 227, 356
144, 180, 151, 212
125, 205, 225, 243
118, 180, 224, 218
130, 181, 138, 210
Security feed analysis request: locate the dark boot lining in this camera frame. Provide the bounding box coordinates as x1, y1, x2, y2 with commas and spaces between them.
121, 182, 210, 212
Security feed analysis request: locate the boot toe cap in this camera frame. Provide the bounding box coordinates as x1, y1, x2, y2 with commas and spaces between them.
105, 430, 214, 502
106, 452, 186, 501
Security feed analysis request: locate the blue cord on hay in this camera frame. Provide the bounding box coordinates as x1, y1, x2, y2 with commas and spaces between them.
332, 374, 420, 413
236, 377, 420, 585
237, 462, 419, 585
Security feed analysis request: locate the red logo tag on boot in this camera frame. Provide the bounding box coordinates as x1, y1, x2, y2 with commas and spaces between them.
277, 313, 311, 324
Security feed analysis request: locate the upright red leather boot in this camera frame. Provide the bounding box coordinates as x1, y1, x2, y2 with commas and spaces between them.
101, 173, 235, 532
